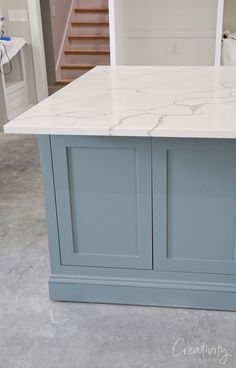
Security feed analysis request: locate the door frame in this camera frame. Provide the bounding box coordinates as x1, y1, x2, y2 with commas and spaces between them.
215, 0, 224, 66
27, 0, 48, 102
27, 0, 224, 93
108, 0, 116, 65
108, 0, 225, 67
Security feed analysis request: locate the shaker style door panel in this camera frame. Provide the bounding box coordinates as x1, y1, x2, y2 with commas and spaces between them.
51, 136, 152, 270
153, 138, 236, 275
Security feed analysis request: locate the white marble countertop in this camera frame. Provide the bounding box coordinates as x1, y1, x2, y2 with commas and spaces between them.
4, 66, 236, 138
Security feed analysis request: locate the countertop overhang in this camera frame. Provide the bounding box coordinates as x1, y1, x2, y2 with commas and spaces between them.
4, 66, 236, 138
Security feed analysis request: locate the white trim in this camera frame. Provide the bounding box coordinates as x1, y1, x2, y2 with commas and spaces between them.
27, 0, 48, 102
215, 0, 224, 66
19, 47, 29, 107
56, 0, 74, 72
109, 0, 116, 65
0, 68, 7, 121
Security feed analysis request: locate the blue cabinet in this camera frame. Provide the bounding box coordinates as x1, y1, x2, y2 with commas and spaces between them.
153, 138, 236, 275
38, 135, 236, 310
51, 136, 152, 270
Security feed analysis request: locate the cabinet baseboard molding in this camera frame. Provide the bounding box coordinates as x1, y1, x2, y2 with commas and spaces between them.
49, 275, 236, 311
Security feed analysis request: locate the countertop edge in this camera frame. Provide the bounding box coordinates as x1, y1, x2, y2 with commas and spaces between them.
4, 125, 236, 139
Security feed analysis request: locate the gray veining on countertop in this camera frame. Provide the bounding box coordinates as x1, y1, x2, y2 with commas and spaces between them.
4, 66, 236, 138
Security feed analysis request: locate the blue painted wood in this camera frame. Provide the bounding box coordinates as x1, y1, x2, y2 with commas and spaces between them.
153, 138, 236, 275
50, 136, 152, 270
48, 274, 236, 311
37, 135, 62, 274
37, 135, 236, 310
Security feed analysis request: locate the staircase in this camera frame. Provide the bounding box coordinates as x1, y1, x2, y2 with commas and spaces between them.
55, 0, 110, 86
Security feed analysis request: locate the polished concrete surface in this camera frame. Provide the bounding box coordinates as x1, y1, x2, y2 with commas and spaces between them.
1, 133, 236, 368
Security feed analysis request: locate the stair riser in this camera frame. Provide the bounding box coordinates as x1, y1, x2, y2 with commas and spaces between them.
74, 13, 109, 22
62, 68, 94, 79
71, 25, 109, 36
65, 54, 110, 64
68, 39, 110, 50
77, 0, 108, 9
59, 0, 109, 82
55, 81, 72, 87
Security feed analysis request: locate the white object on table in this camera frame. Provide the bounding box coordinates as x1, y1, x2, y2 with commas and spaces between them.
222, 32, 236, 66
0, 37, 29, 120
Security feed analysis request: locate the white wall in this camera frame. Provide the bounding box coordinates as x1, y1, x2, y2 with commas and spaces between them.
223, 0, 236, 32
114, 0, 218, 66
1, 0, 37, 104
48, 0, 73, 63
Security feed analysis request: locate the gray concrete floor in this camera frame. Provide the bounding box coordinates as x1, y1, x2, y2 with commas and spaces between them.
1, 133, 236, 368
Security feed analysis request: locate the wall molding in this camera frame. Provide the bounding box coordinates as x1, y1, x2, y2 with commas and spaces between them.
123, 29, 217, 39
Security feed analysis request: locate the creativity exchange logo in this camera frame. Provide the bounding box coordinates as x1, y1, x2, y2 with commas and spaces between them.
172, 337, 233, 365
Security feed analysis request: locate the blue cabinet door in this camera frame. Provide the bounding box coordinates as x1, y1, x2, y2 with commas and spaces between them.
153, 138, 236, 275
51, 136, 152, 270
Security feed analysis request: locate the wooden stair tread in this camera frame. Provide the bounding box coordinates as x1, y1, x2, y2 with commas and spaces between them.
68, 35, 109, 40
55, 79, 73, 85
71, 21, 109, 26
75, 8, 109, 13
60, 9, 110, 77
61, 64, 95, 70
65, 49, 110, 55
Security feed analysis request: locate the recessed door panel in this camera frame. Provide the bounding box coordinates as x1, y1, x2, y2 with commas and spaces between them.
51, 136, 152, 270
153, 138, 236, 275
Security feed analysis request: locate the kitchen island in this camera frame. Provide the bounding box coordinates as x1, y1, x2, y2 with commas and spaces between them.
4, 66, 236, 310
